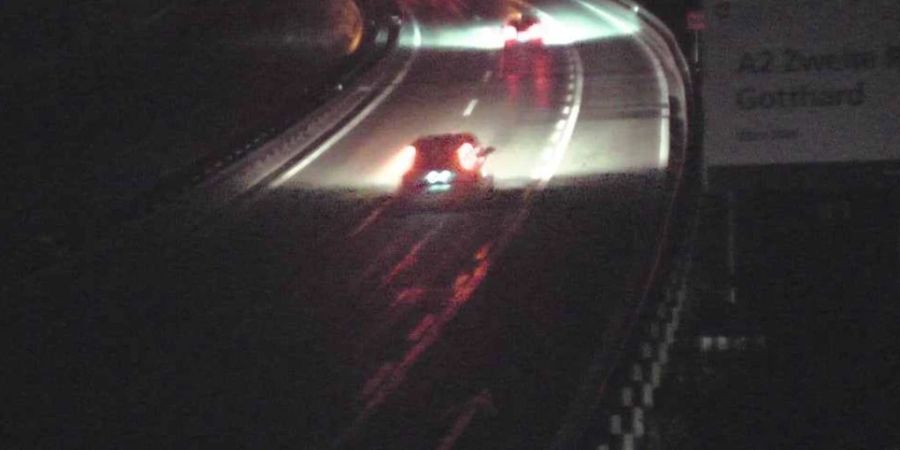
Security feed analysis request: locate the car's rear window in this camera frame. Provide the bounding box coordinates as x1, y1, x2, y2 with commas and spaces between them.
413, 137, 469, 170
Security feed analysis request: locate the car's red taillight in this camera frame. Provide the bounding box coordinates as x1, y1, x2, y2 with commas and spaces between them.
457, 142, 477, 171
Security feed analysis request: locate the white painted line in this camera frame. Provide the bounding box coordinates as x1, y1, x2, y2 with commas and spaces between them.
270, 22, 423, 188
576, 0, 670, 168
562, 105, 571, 115
549, 130, 562, 143
650, 362, 662, 387
623, 434, 635, 450
554, 119, 566, 131
642, 383, 654, 407
462, 98, 479, 117
658, 112, 670, 167
567, 81, 575, 91
610, 414, 622, 435
532, 47, 584, 183
482, 70, 492, 83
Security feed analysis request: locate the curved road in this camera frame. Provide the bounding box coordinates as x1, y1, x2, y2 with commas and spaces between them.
4, 1, 683, 449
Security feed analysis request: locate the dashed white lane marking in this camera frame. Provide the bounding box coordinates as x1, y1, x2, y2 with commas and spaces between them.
575, 0, 670, 168
533, 47, 584, 183
562, 105, 571, 115
270, 22, 423, 188
549, 130, 562, 144
482, 70, 492, 83
463, 99, 479, 117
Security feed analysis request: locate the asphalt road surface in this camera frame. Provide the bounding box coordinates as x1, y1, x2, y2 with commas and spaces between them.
4, 0, 682, 448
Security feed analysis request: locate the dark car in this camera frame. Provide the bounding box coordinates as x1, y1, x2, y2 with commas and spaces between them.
503, 13, 544, 45
397, 133, 495, 202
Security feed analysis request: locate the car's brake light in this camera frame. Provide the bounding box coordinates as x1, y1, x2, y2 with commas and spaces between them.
457, 142, 477, 171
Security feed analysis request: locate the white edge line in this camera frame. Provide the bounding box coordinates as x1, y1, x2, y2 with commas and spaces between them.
462, 99, 479, 117
270, 22, 423, 188
576, 0, 670, 168
659, 111, 670, 166
536, 47, 584, 184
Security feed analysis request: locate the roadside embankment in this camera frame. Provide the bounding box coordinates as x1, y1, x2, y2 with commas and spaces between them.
2, 0, 393, 280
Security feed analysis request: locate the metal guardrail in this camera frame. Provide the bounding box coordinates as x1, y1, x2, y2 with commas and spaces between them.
587, 209, 699, 450
146, 8, 409, 223
548, 1, 701, 448
16, 3, 412, 286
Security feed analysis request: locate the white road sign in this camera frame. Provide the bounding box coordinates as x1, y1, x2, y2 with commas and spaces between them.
703, 0, 900, 167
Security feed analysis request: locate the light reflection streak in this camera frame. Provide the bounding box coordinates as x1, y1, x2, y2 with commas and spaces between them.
533, 47, 584, 183
339, 241, 495, 447
397, 5, 638, 50
533, 49, 552, 109
337, 181, 535, 448
380, 225, 444, 288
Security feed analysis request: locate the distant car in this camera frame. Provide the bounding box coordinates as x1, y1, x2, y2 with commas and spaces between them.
503, 13, 543, 45
396, 133, 495, 202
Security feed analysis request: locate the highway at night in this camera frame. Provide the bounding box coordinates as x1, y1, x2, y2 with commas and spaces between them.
5, 1, 687, 448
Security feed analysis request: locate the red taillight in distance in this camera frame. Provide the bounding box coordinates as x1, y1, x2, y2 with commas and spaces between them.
457, 142, 478, 171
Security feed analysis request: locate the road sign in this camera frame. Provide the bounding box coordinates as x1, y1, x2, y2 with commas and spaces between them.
703, 0, 900, 178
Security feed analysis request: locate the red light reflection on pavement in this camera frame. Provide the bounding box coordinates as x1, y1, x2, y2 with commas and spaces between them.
500, 54, 521, 107
532, 49, 552, 109
336, 193, 534, 448
381, 226, 443, 288
337, 242, 494, 447
498, 47, 556, 109
435, 389, 496, 450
